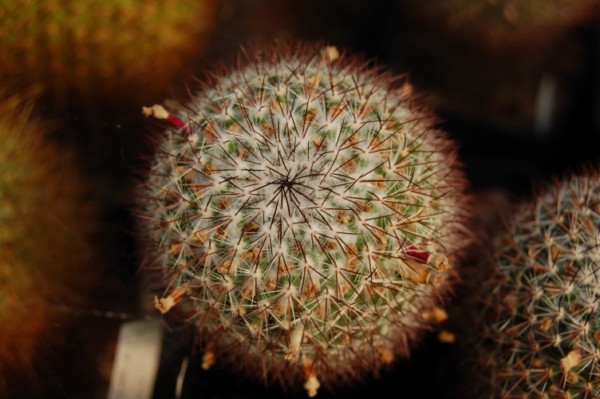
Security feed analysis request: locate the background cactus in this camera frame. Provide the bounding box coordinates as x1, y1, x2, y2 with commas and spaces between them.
0, 89, 103, 397
138, 44, 471, 396
398, 0, 599, 47
0, 0, 217, 109
460, 172, 600, 398
389, 0, 600, 133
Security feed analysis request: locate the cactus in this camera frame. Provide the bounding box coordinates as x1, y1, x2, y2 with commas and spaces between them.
0, 89, 98, 395
400, 0, 599, 48
464, 173, 600, 398
0, 0, 216, 107
138, 44, 471, 396
393, 0, 599, 133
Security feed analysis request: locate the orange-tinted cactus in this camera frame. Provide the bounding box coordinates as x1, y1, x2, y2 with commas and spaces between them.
0, 89, 99, 395
0, 0, 217, 107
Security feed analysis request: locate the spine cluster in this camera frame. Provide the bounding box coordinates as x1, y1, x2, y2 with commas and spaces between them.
139, 45, 471, 396
470, 173, 600, 398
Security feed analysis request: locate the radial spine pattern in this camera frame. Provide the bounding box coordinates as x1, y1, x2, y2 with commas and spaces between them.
140, 45, 470, 396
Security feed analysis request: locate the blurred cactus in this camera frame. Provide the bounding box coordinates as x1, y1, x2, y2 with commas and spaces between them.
0, 0, 217, 108
392, 0, 600, 133
138, 44, 471, 396
0, 89, 98, 395
463, 172, 600, 398
399, 0, 599, 48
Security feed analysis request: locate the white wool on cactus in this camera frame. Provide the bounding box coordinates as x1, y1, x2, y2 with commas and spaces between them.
138, 44, 471, 396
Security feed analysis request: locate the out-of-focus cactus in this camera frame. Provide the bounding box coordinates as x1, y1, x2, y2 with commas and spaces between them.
0, 89, 98, 395
137, 44, 472, 396
392, 0, 600, 133
0, 0, 217, 107
463, 172, 600, 398
400, 0, 599, 48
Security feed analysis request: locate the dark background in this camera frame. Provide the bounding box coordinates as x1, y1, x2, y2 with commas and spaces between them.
13, 1, 600, 398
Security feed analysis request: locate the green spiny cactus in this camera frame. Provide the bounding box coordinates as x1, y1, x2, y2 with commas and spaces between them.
0, 89, 98, 395
0, 0, 216, 107
466, 173, 600, 398
138, 44, 472, 396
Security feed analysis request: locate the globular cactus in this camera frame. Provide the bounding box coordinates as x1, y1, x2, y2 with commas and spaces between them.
464, 173, 600, 398
138, 44, 471, 396
0, 0, 216, 107
0, 89, 98, 395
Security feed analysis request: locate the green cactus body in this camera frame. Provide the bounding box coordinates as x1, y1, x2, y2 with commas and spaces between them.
139, 45, 471, 396
0, 90, 97, 394
0, 0, 216, 106
471, 174, 600, 398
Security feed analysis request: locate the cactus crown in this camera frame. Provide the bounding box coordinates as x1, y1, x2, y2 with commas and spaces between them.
475, 173, 600, 398
140, 44, 470, 395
